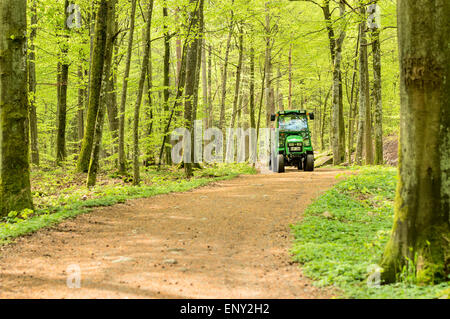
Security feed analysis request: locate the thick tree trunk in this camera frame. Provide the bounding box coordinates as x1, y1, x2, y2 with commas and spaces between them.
0, 0, 34, 215
380, 0, 450, 284
28, 0, 39, 166
132, 0, 154, 185
77, 0, 109, 173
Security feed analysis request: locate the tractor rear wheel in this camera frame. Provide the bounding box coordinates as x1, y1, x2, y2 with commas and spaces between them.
304, 154, 314, 171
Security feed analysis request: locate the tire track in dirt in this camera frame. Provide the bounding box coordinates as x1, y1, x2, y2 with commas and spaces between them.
0, 168, 347, 299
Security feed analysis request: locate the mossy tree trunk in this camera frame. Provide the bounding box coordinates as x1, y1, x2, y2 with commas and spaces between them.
28, 0, 39, 166
183, 0, 203, 178
87, 0, 116, 188
118, 0, 137, 175
133, 0, 154, 185
0, 0, 34, 216
77, 0, 109, 173
162, 3, 172, 165
380, 0, 450, 284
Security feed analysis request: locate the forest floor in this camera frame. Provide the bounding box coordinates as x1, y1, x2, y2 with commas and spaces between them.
0, 168, 346, 299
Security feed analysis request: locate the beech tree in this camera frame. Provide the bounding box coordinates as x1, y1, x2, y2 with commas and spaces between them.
380, 0, 450, 284
0, 0, 34, 215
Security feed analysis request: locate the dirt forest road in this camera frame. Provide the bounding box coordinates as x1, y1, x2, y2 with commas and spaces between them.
0, 168, 345, 299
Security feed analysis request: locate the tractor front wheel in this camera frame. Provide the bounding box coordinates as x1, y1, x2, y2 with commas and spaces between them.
304, 154, 314, 171
276, 154, 285, 173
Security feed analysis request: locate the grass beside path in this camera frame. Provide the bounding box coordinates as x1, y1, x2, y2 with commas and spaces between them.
291, 166, 450, 299
0, 163, 256, 246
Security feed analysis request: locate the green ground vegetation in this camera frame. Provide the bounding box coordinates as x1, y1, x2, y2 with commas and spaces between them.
291, 166, 450, 299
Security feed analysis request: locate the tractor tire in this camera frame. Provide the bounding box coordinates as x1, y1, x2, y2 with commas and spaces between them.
297, 160, 303, 170
304, 154, 314, 171
277, 154, 285, 173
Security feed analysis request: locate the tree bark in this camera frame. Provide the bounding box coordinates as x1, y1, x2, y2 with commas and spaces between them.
28, 0, 39, 166
230, 27, 244, 128
249, 45, 256, 130
331, 2, 346, 165
87, 0, 117, 187
162, 3, 172, 165
132, 0, 153, 185
56, 0, 71, 165
372, 9, 383, 165
183, 0, 203, 177
77, 0, 109, 173
380, 0, 450, 284
118, 0, 137, 175
355, 5, 370, 165
0, 0, 34, 215
219, 3, 234, 130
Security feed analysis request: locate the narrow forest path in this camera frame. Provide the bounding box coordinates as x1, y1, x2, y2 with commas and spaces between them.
0, 168, 346, 299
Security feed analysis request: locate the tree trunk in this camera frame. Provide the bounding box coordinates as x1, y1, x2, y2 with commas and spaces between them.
207, 45, 213, 129
183, 0, 203, 177
77, 64, 86, 150
106, 32, 120, 159
87, 0, 117, 188
28, 0, 39, 166
77, 0, 109, 173
132, 0, 153, 185
355, 5, 370, 166
372, 19, 383, 165
201, 38, 208, 129
118, 0, 137, 175
265, 2, 274, 127
56, 0, 71, 165
288, 43, 292, 110
230, 27, 244, 128
162, 3, 172, 165
380, 0, 450, 284
331, 2, 346, 165
249, 45, 256, 130
0, 0, 34, 215
219, 4, 234, 130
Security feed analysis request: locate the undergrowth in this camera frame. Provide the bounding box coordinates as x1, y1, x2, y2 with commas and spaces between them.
291, 166, 449, 299
0, 163, 256, 245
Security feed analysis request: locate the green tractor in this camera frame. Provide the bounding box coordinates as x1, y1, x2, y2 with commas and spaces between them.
269, 110, 315, 173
